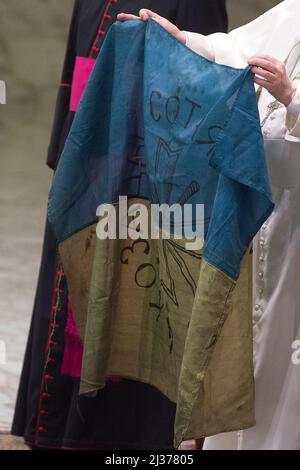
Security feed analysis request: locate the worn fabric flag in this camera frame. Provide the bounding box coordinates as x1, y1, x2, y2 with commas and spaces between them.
48, 19, 274, 447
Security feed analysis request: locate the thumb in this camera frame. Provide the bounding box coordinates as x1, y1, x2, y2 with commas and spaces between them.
139, 9, 159, 20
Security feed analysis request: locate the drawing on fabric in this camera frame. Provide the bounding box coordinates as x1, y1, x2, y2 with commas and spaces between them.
122, 135, 146, 198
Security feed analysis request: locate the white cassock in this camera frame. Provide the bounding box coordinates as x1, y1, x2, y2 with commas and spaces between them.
184, 0, 300, 450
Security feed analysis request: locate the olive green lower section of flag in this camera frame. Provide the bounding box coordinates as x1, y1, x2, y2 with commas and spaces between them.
174, 256, 255, 447
58, 199, 254, 444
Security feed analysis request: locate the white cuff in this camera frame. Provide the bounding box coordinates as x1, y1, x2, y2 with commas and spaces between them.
286, 81, 300, 138
183, 31, 215, 62
287, 82, 300, 116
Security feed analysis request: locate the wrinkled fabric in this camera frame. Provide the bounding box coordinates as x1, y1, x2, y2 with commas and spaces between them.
48, 19, 273, 446
13, 0, 229, 451
49, 20, 272, 278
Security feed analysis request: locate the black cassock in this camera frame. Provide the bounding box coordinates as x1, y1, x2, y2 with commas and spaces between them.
12, 0, 228, 450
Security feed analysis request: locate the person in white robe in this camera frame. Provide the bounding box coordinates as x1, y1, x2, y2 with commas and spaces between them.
118, 0, 300, 450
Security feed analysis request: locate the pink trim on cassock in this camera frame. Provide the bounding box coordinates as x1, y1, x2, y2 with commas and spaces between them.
61, 299, 83, 378
35, 266, 65, 444
70, 56, 96, 112
62, 299, 122, 383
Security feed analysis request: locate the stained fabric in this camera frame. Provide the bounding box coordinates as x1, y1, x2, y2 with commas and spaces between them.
12, 0, 228, 450
48, 19, 273, 446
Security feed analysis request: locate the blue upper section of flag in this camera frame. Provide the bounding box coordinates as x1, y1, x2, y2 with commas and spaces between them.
48, 19, 274, 279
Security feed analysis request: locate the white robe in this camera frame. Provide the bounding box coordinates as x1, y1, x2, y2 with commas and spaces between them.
184, 0, 300, 450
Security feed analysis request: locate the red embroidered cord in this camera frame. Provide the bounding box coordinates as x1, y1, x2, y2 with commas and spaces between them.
34, 265, 64, 445
89, 0, 118, 58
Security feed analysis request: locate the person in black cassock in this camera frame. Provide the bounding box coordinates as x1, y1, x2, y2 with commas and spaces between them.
12, 0, 228, 450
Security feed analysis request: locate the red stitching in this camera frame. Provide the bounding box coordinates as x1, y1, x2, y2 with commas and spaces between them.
89, 0, 116, 58
34, 264, 64, 445
45, 375, 54, 381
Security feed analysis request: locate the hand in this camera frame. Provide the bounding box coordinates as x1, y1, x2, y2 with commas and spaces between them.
248, 55, 295, 106
117, 9, 186, 45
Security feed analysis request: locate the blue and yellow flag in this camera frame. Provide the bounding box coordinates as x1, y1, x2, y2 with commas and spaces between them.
48, 19, 273, 446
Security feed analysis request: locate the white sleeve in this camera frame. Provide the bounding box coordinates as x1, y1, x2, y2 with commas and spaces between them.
183, 22, 267, 69
184, 31, 215, 62
286, 82, 300, 139
183, 1, 296, 69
